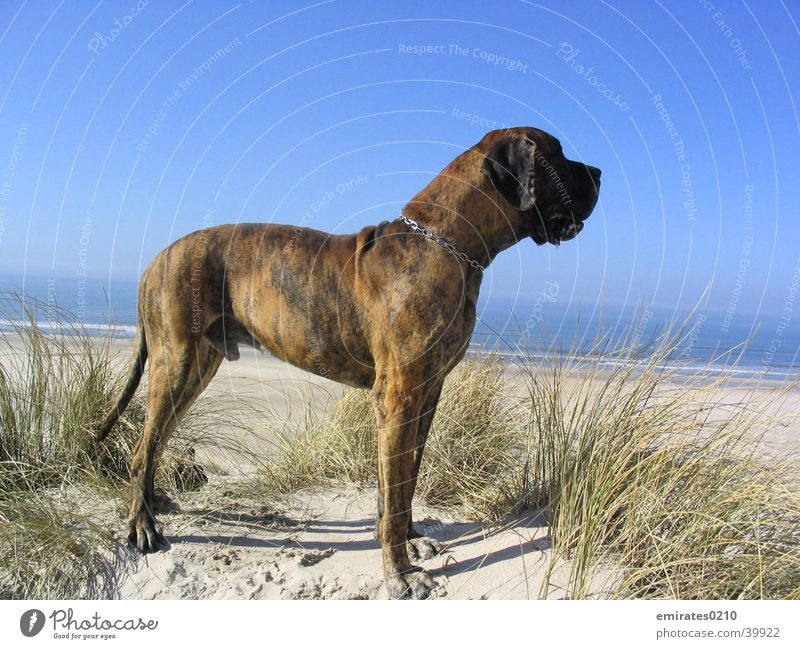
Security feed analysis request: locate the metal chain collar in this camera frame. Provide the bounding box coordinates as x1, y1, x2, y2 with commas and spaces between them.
399, 215, 486, 271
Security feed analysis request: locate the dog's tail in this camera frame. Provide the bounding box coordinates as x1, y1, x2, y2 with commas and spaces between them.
95, 315, 148, 444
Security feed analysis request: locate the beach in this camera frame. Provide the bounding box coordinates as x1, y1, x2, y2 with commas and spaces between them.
79, 335, 796, 600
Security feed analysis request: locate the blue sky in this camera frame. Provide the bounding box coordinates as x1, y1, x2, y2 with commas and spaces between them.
0, 0, 798, 320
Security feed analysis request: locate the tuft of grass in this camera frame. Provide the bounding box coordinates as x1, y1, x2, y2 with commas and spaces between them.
262, 357, 520, 517
517, 332, 800, 599
0, 297, 117, 485
0, 295, 207, 492
414, 358, 519, 516
0, 294, 241, 598
0, 483, 126, 599
265, 388, 377, 492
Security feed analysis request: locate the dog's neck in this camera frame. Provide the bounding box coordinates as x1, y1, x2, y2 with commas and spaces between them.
402, 149, 527, 270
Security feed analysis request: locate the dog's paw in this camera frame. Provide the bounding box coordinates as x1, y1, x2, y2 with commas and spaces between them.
127, 510, 168, 554
407, 536, 443, 561
385, 570, 437, 600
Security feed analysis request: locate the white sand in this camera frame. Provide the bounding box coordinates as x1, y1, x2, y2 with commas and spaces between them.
117, 485, 611, 600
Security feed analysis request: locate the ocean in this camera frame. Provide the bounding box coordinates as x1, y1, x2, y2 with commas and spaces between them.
1, 273, 797, 381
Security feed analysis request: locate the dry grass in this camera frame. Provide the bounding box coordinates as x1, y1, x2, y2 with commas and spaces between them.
262, 357, 520, 517
0, 295, 241, 598
517, 334, 800, 599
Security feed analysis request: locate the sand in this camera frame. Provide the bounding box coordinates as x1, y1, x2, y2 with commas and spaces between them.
36, 335, 800, 599
117, 485, 610, 600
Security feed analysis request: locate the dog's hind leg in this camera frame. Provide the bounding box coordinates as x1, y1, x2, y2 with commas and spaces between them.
127, 338, 223, 552
373, 371, 438, 599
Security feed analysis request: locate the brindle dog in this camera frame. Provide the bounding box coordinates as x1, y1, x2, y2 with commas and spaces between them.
96, 127, 601, 599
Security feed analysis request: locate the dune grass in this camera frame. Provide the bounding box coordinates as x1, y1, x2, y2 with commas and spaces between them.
0, 296, 228, 598
261, 321, 800, 600
518, 334, 800, 599
262, 357, 521, 518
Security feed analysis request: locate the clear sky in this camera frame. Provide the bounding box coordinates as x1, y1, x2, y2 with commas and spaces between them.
0, 0, 798, 319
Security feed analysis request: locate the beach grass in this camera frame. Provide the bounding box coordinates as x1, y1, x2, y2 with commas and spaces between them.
0, 296, 232, 598
262, 356, 520, 519
517, 331, 800, 599
260, 319, 800, 599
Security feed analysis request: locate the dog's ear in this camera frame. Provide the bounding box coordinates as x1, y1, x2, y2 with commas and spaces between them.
481, 136, 536, 211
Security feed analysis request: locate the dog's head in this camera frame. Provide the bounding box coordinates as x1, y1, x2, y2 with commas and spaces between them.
480, 127, 601, 246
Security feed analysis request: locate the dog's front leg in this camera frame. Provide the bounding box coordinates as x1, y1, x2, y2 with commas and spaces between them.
373, 377, 437, 599
375, 380, 445, 561
405, 381, 444, 561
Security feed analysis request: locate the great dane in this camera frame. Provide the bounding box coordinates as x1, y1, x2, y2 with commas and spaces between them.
96, 127, 601, 599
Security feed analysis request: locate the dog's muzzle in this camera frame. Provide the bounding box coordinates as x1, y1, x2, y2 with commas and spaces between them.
544, 165, 600, 246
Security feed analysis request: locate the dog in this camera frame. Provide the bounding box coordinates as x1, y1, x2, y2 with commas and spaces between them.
96, 127, 601, 599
